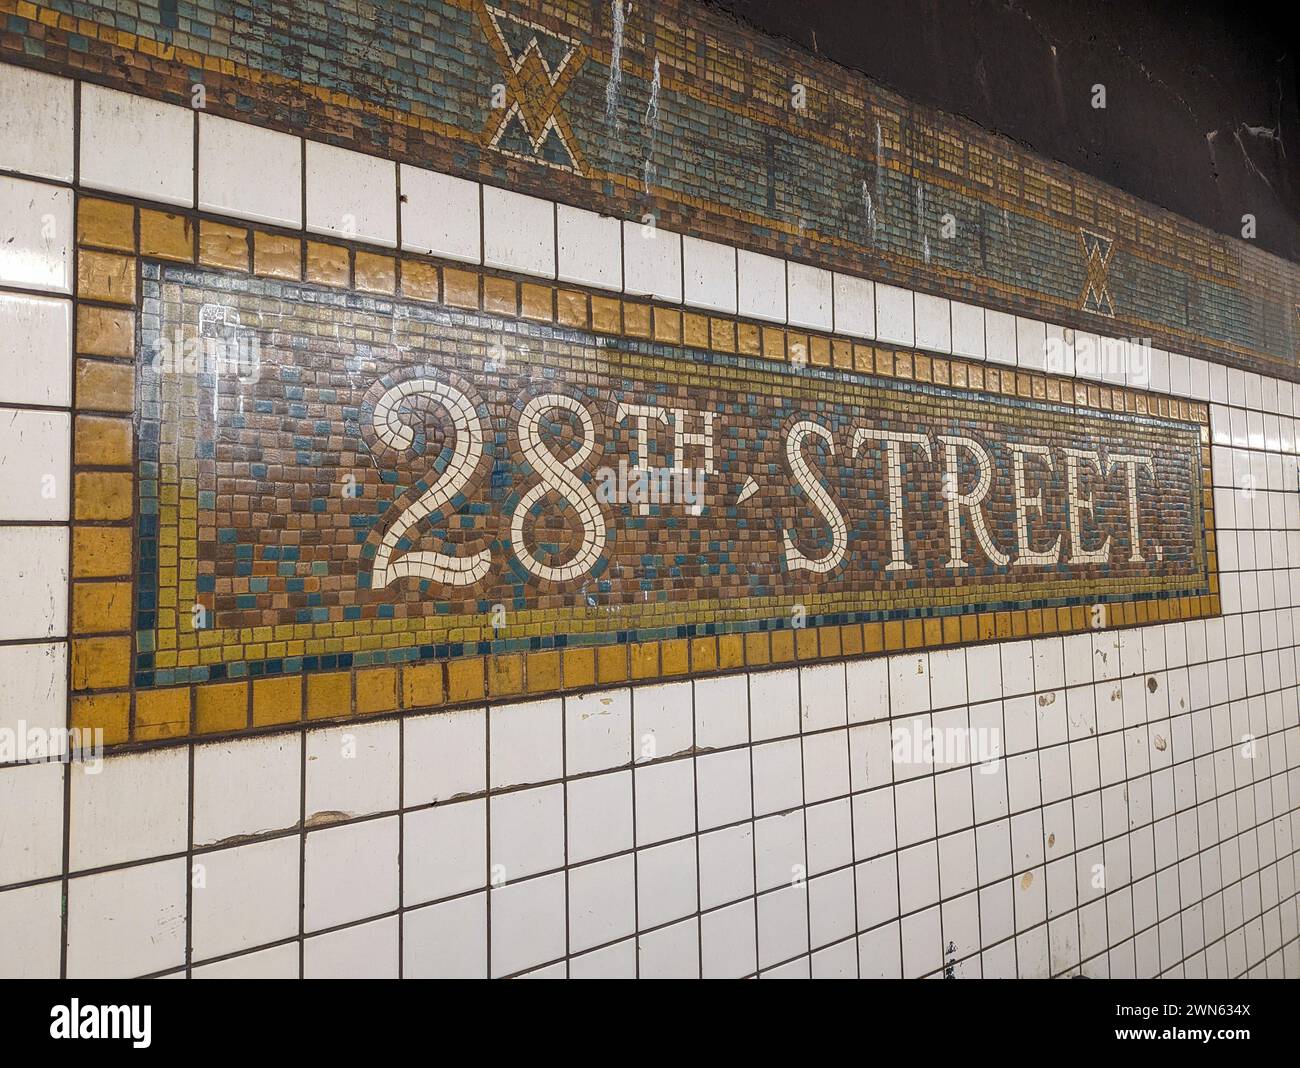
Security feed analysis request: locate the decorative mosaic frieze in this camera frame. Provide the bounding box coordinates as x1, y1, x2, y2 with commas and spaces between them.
1, 0, 1296, 379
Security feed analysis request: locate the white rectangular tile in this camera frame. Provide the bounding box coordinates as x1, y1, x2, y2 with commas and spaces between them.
0, 882, 62, 978
950, 301, 985, 359
736, 249, 785, 323
304, 915, 399, 979
404, 706, 486, 805
682, 235, 736, 313
557, 203, 620, 289
483, 185, 554, 277
623, 221, 682, 302
0, 762, 63, 883
305, 719, 399, 819
0, 641, 65, 744
191, 837, 300, 961
199, 113, 302, 227
874, 284, 914, 345
985, 308, 1017, 365
786, 261, 832, 331
1016, 317, 1047, 370
192, 733, 301, 847
0, 292, 71, 407
70, 749, 188, 871
304, 816, 399, 932
403, 892, 487, 979
80, 84, 193, 207
0, 64, 74, 182
0, 526, 66, 640
832, 272, 874, 338
0, 409, 69, 521
914, 292, 952, 353
0, 177, 72, 293
305, 141, 396, 246
400, 165, 481, 263
66, 859, 187, 978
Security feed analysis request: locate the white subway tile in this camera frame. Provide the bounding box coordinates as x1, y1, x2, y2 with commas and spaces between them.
305, 720, 399, 819
556, 203, 620, 289
399, 165, 480, 263
0, 882, 61, 978
949, 301, 985, 359
0, 526, 66, 640
0, 64, 74, 182
637, 917, 699, 978
0, 409, 69, 521
623, 221, 682, 303
489, 698, 562, 788
787, 261, 832, 331
634, 841, 696, 930
985, 309, 1017, 365
199, 114, 302, 227
681, 235, 736, 314
914, 293, 952, 353
632, 680, 693, 761
66, 858, 187, 978
634, 759, 695, 844
482, 185, 554, 277
1016, 317, 1047, 371
490, 871, 566, 977
403, 892, 487, 979
874, 284, 914, 345
192, 943, 299, 979
80, 85, 193, 206
489, 783, 564, 880
569, 854, 635, 952
0, 292, 71, 407
305, 142, 396, 246
403, 797, 486, 904
0, 762, 63, 883
832, 272, 874, 339
191, 837, 300, 961
303, 816, 399, 931
567, 770, 632, 863
304, 916, 399, 979
0, 642, 65, 743
192, 733, 301, 848
564, 687, 631, 774
0, 177, 72, 293
404, 706, 486, 805
70, 749, 188, 871
736, 249, 785, 323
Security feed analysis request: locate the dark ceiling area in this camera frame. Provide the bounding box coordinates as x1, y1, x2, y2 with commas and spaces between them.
706, 0, 1300, 263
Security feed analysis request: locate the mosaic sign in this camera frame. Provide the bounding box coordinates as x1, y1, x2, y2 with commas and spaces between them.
133, 264, 1213, 693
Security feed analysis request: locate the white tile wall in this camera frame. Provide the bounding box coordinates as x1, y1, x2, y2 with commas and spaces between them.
0, 60, 1297, 981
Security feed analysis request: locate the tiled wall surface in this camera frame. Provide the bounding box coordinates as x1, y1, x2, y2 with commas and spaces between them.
1, 38, 1298, 978
1, 0, 1297, 379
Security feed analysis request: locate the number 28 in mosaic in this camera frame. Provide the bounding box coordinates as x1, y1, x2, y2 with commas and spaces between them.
135, 264, 1215, 694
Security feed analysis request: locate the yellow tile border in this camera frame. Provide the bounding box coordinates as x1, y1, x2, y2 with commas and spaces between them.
67, 193, 1220, 750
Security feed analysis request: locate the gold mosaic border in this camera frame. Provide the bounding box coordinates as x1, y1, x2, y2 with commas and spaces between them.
68, 193, 1220, 749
